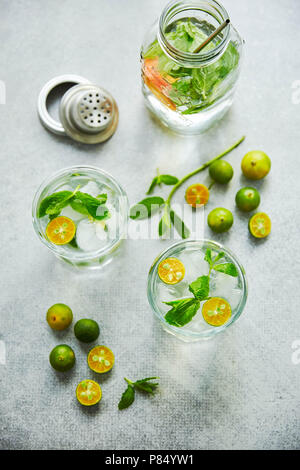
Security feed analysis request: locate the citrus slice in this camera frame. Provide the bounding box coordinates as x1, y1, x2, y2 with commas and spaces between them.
87, 346, 115, 373
46, 216, 76, 245
249, 212, 271, 238
158, 257, 185, 285
142, 57, 177, 110
76, 379, 102, 406
202, 297, 231, 327
185, 184, 209, 208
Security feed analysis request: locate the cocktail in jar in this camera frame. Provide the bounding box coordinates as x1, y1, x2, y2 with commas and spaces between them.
32, 166, 128, 269
148, 240, 247, 341
141, 0, 244, 134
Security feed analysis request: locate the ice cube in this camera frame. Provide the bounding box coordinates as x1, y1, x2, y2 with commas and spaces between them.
76, 218, 108, 251
60, 205, 86, 222
105, 204, 118, 239
178, 250, 209, 283
57, 184, 73, 191
80, 181, 101, 197
210, 271, 238, 298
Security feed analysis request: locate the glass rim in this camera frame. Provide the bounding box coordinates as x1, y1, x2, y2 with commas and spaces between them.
147, 239, 248, 339
158, 0, 230, 65
32, 165, 129, 261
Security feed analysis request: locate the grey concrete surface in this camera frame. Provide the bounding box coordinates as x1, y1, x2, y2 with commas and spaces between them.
0, 0, 299, 450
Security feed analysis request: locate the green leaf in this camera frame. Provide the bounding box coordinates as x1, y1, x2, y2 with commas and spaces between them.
164, 298, 200, 327
70, 199, 89, 215
188, 275, 210, 300
118, 385, 135, 410
213, 263, 238, 277
170, 209, 190, 239
130, 197, 165, 220
212, 251, 225, 265
146, 177, 158, 195
73, 192, 109, 220
38, 191, 73, 218
158, 206, 171, 237
204, 249, 213, 267
159, 175, 179, 185
134, 377, 159, 395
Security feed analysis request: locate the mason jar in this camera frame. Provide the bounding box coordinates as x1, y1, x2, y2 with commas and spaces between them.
141, 0, 244, 134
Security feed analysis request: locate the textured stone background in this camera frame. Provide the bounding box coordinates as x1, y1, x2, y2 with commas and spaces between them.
0, 0, 299, 450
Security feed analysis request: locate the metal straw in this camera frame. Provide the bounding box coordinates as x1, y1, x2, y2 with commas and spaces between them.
193, 19, 230, 53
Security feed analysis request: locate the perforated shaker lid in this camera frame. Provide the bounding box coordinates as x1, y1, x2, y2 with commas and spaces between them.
37, 75, 119, 144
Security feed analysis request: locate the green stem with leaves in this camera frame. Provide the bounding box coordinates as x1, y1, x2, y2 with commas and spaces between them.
165, 135, 245, 206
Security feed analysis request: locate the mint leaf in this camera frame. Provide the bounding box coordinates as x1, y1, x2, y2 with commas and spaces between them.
170, 209, 190, 239
134, 377, 159, 395
212, 251, 225, 265
38, 191, 73, 218
70, 199, 89, 215
160, 175, 179, 185
73, 192, 109, 220
158, 206, 171, 237
204, 249, 213, 267
118, 385, 135, 410
213, 263, 238, 277
164, 298, 200, 327
146, 177, 158, 195
130, 197, 165, 220
188, 275, 210, 300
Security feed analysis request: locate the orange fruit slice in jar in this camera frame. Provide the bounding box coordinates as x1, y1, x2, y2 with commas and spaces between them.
46, 216, 76, 245
185, 184, 209, 208
202, 297, 231, 327
249, 212, 271, 238
87, 346, 115, 373
142, 57, 177, 111
158, 257, 185, 285
76, 379, 102, 406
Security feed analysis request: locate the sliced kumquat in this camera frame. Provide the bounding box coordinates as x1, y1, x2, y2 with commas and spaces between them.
249, 212, 271, 239
185, 184, 209, 208
158, 257, 185, 285
76, 379, 102, 406
202, 297, 231, 327
46, 216, 76, 245
88, 345, 115, 373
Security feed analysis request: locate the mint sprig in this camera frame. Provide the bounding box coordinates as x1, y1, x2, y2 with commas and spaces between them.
146, 169, 179, 195
38, 187, 110, 221
118, 377, 159, 410
163, 249, 238, 327
130, 137, 245, 238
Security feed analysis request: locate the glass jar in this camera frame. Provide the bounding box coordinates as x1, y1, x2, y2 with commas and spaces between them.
141, 0, 244, 134
32, 166, 128, 270
148, 239, 247, 342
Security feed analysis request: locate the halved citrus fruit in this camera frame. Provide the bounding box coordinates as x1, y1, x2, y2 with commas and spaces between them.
76, 379, 102, 406
185, 184, 209, 208
46, 216, 76, 245
249, 212, 271, 238
202, 297, 231, 327
87, 346, 115, 373
158, 257, 185, 285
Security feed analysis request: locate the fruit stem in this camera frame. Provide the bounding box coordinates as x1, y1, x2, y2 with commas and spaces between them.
166, 136, 245, 205
124, 377, 134, 386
